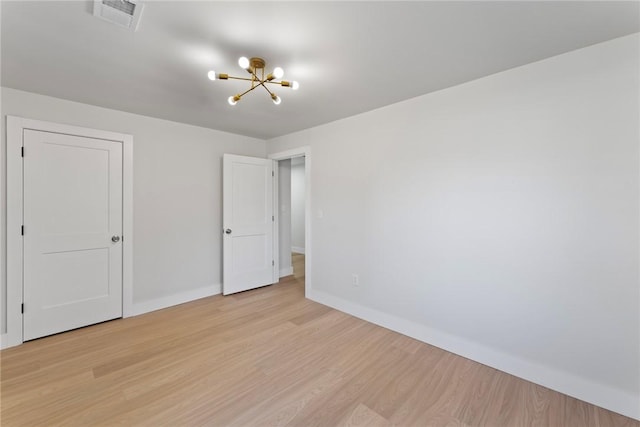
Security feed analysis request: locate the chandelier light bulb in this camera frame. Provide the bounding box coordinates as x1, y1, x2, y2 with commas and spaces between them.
273, 67, 284, 79
291, 81, 299, 90
271, 94, 281, 105
228, 96, 238, 106
238, 57, 250, 69
207, 70, 217, 81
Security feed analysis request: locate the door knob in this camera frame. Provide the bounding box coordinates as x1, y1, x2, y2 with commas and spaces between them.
225, 229, 232, 234
111, 235, 120, 243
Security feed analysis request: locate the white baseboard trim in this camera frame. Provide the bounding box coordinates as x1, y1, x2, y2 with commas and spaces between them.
1, 284, 222, 349
279, 267, 294, 277
291, 246, 305, 254
129, 283, 221, 317
306, 288, 640, 421
0, 333, 8, 350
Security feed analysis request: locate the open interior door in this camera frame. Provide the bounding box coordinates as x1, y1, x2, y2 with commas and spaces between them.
223, 154, 275, 295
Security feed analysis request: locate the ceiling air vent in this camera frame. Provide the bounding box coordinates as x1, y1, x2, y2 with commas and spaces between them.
93, 0, 144, 31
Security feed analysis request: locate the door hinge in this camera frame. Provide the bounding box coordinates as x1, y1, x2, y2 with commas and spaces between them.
21, 146, 24, 157
21, 225, 24, 235
272, 260, 275, 266
272, 171, 274, 177
21, 303, 24, 314
272, 215, 274, 222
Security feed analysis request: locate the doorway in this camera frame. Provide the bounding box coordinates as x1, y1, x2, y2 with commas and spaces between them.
277, 157, 306, 284
269, 147, 311, 296
4, 117, 133, 349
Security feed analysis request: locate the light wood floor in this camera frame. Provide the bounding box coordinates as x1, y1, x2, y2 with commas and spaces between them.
1, 253, 637, 426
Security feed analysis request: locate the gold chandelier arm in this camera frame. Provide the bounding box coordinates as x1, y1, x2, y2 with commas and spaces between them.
225, 76, 256, 82
248, 69, 263, 86
227, 68, 262, 84
221, 74, 274, 100
259, 82, 276, 97
237, 83, 262, 98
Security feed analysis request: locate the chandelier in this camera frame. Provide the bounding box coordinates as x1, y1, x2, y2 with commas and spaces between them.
208, 57, 299, 106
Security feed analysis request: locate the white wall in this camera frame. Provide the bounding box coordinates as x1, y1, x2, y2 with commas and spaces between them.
267, 34, 640, 420
278, 159, 293, 276
291, 157, 306, 253
0, 87, 266, 334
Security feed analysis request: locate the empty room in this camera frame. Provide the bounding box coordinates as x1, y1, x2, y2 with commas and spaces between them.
1, 1, 639, 426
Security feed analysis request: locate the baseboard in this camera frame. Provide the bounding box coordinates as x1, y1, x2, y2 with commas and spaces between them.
0, 333, 7, 350
1, 285, 222, 349
291, 246, 305, 254
306, 288, 640, 421
129, 283, 221, 317
279, 267, 293, 277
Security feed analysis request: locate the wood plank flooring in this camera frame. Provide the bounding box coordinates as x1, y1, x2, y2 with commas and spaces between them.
1, 254, 637, 426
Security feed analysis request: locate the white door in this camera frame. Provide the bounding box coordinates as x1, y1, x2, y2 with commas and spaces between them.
223, 154, 275, 295
23, 130, 123, 341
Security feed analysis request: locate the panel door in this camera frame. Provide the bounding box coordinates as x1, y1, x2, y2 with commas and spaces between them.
23, 130, 123, 341
223, 154, 274, 295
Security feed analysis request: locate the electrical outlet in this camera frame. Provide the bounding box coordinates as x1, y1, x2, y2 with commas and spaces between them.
352, 274, 359, 287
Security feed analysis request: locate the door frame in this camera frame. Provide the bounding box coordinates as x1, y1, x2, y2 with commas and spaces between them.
3, 116, 134, 349
268, 147, 311, 296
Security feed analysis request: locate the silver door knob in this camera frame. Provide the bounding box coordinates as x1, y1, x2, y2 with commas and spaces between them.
111, 235, 121, 242
225, 229, 232, 234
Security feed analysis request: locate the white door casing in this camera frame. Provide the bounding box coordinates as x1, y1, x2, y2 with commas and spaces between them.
23, 130, 123, 341
4, 116, 133, 349
222, 154, 275, 295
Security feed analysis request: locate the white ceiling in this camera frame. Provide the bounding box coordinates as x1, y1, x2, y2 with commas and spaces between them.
2, 1, 639, 139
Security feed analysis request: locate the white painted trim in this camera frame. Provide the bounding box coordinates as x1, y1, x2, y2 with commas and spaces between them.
268, 148, 307, 161
122, 134, 134, 317
6, 117, 24, 348
130, 284, 221, 317
4, 116, 134, 349
279, 267, 294, 278
268, 146, 311, 297
307, 288, 640, 421
0, 92, 4, 338
271, 160, 280, 284
291, 246, 305, 254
